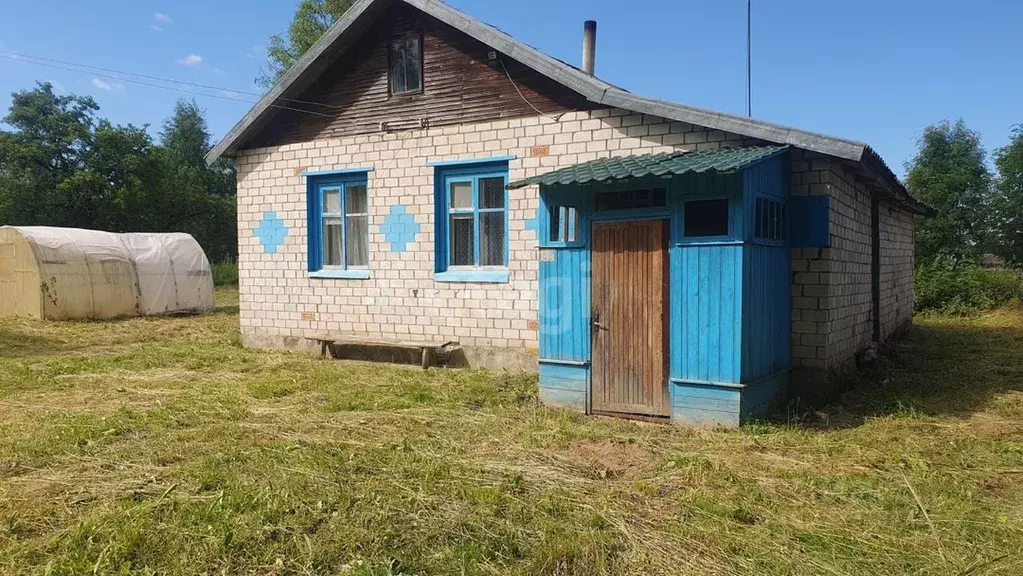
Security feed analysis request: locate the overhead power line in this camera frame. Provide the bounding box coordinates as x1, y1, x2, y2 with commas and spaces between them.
0, 50, 339, 118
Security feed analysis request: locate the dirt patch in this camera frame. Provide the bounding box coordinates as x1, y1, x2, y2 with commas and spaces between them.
563, 439, 654, 480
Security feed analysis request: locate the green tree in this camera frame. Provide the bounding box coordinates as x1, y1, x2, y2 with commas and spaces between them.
158, 100, 238, 260
0, 82, 98, 225
259, 0, 356, 88
0, 87, 238, 261
905, 120, 993, 264
990, 126, 1023, 264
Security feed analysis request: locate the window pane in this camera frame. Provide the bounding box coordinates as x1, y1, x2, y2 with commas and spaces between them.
450, 214, 474, 266
323, 218, 342, 266
549, 204, 561, 242
684, 199, 729, 237
480, 177, 504, 208
323, 188, 341, 214
391, 36, 421, 94
404, 36, 421, 92
390, 38, 407, 93
450, 181, 472, 209
771, 201, 780, 239
346, 184, 367, 214
567, 207, 577, 242
481, 212, 505, 266
346, 215, 368, 267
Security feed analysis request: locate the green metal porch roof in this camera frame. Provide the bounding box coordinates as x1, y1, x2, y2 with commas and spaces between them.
507, 145, 789, 189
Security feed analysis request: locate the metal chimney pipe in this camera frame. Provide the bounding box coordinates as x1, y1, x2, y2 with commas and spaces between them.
582, 20, 597, 76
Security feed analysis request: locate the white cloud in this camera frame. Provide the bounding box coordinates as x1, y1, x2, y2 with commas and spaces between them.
211, 66, 225, 76
150, 25, 164, 32
154, 12, 173, 24
92, 77, 124, 91
177, 54, 202, 67
221, 90, 242, 100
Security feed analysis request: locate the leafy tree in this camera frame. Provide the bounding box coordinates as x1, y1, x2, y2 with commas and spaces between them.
905, 120, 993, 265
158, 100, 238, 261
259, 0, 356, 88
0, 82, 98, 224
0, 86, 238, 261
161, 100, 211, 168
990, 125, 1023, 264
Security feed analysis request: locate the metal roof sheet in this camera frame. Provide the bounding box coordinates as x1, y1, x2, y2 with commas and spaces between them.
507, 146, 789, 189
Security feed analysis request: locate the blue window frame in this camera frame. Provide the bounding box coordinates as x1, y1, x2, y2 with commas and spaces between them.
307, 173, 370, 279
434, 161, 509, 283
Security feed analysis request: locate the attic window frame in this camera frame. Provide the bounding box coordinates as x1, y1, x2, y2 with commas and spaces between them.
388, 31, 424, 97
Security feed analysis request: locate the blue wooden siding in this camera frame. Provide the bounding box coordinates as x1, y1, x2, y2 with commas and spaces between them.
740, 370, 789, 418
741, 152, 791, 382
538, 362, 588, 413
538, 246, 590, 362
741, 245, 791, 381
536, 154, 791, 427
672, 245, 743, 384
672, 381, 742, 427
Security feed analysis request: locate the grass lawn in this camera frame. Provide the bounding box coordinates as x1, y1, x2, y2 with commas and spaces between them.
1, 288, 1022, 575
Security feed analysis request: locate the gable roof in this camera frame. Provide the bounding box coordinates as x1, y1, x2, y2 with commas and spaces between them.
208, 0, 932, 215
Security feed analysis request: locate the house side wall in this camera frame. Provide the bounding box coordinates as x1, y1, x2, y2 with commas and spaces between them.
234, 108, 757, 364
789, 150, 916, 385
879, 205, 915, 339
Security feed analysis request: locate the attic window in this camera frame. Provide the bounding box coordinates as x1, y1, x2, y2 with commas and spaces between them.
390, 33, 423, 95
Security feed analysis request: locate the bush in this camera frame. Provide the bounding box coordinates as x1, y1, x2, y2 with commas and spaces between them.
915, 261, 1023, 314
211, 260, 239, 287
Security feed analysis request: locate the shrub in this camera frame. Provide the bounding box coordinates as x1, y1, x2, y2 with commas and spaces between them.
211, 260, 239, 286
915, 260, 1023, 314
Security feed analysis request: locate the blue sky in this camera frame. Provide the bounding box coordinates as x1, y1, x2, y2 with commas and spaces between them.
1, 0, 1021, 176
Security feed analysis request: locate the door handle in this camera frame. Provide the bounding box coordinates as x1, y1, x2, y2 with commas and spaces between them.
592, 310, 608, 331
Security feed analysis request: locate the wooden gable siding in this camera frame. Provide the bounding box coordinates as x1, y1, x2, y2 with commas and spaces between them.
246, 2, 596, 150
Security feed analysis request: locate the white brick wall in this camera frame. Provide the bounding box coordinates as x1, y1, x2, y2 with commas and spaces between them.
789, 149, 915, 372
235, 108, 916, 371
879, 205, 915, 339
234, 108, 753, 352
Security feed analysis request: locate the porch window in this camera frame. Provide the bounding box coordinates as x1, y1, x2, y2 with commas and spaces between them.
594, 187, 667, 212
755, 197, 787, 241
548, 205, 578, 243
684, 199, 729, 238
434, 159, 509, 282
307, 173, 370, 278
390, 33, 423, 95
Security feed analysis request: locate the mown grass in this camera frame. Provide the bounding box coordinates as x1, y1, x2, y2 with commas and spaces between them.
0, 289, 1021, 575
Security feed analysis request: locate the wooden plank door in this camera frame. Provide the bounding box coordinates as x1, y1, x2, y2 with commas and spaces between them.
591, 219, 670, 417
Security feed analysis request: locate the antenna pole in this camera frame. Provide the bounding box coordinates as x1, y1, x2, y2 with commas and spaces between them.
746, 0, 752, 117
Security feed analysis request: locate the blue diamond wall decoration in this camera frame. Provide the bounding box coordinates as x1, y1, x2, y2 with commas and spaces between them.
380, 205, 420, 253
254, 211, 289, 255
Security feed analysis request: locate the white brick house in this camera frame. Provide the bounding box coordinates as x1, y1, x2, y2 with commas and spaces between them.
210, 0, 931, 425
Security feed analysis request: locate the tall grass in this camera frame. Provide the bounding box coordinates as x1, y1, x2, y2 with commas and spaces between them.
211, 259, 239, 286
